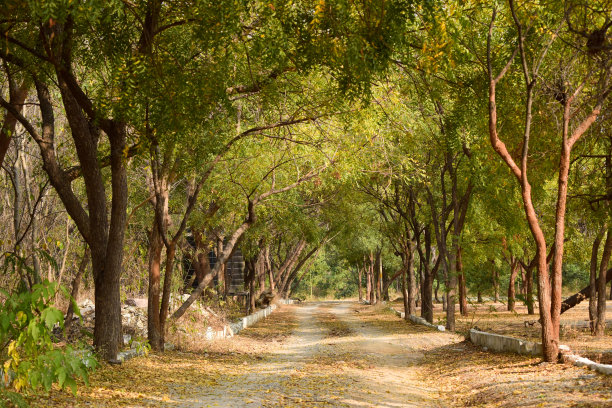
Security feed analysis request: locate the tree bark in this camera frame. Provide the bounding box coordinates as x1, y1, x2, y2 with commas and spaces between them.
358, 266, 363, 302
589, 228, 605, 331
508, 257, 519, 312
0, 79, 29, 168
492, 262, 499, 302
595, 226, 612, 336
402, 264, 410, 320
404, 241, 416, 316
458, 247, 467, 316
65, 246, 90, 333
375, 249, 382, 304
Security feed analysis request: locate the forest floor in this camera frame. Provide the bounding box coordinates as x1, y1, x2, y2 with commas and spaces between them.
31, 301, 612, 407
391, 298, 612, 363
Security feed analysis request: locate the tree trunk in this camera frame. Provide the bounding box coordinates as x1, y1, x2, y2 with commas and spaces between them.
358, 266, 363, 302
147, 220, 164, 350
375, 249, 382, 304
492, 261, 499, 302
442, 292, 447, 312
595, 227, 612, 336
0, 79, 29, 167
458, 248, 467, 316
65, 246, 90, 333
421, 265, 434, 323
477, 291, 483, 303
402, 264, 410, 320
525, 264, 535, 315
520, 266, 527, 296
257, 254, 266, 298
366, 258, 372, 302
589, 228, 605, 331
217, 237, 226, 294
369, 252, 376, 304
508, 257, 519, 312
406, 243, 417, 315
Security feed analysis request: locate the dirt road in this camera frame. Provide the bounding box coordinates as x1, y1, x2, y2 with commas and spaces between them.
35, 300, 612, 407
166, 301, 461, 407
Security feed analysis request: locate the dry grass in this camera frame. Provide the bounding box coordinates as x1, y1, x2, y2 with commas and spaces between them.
356, 304, 612, 407
391, 298, 612, 356
28, 305, 298, 407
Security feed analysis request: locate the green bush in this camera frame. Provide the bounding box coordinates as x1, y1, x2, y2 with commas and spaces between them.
0, 278, 97, 401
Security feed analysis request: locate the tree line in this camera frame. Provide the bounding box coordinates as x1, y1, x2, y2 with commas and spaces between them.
0, 0, 610, 377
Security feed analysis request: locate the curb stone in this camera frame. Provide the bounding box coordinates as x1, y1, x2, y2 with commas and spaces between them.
389, 306, 446, 331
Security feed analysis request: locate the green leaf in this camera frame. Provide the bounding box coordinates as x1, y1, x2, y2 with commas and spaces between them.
65, 377, 77, 396
57, 367, 67, 388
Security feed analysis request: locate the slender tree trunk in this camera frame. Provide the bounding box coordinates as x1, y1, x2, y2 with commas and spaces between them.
402, 265, 410, 320
407, 243, 416, 315
458, 248, 467, 316
366, 257, 372, 303
477, 291, 483, 303
589, 229, 605, 331
492, 261, 499, 303
508, 257, 519, 312
147, 220, 164, 350
158, 242, 177, 346
520, 266, 527, 296
595, 227, 612, 336
375, 249, 382, 304
524, 264, 535, 315
358, 266, 363, 302
217, 237, 226, 294
257, 254, 266, 298
369, 252, 376, 304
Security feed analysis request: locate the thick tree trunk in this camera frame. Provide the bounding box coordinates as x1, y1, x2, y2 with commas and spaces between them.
421, 265, 434, 323
442, 291, 447, 312
92, 126, 128, 361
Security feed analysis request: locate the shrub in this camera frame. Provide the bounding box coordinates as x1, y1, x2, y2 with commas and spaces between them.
0, 277, 97, 402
